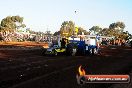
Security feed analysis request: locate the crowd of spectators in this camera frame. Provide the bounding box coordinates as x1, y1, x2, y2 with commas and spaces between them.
101, 38, 132, 47
0, 31, 53, 42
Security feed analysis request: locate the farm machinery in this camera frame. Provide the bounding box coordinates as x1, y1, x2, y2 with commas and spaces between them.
43, 35, 100, 56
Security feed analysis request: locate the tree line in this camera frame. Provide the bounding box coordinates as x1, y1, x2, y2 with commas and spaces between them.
0, 15, 131, 41
55, 21, 132, 40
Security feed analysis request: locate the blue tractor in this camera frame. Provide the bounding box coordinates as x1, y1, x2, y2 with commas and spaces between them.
66, 35, 99, 56
43, 35, 99, 56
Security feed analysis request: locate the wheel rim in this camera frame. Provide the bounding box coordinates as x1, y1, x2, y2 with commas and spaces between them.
53, 49, 57, 56
72, 49, 76, 56
94, 48, 97, 54
89, 49, 92, 54
55, 51, 57, 56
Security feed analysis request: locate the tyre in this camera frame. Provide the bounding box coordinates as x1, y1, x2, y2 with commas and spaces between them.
53, 50, 58, 56
89, 49, 93, 55
93, 48, 98, 55
52, 49, 58, 56
66, 43, 74, 56
89, 48, 98, 55
72, 48, 77, 56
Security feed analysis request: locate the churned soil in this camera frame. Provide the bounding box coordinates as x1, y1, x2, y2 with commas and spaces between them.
0, 44, 132, 88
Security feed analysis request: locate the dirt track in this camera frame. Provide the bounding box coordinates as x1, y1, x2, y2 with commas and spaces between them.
0, 45, 132, 88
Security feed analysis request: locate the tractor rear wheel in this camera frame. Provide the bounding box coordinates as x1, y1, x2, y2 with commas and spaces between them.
66, 43, 75, 56
90, 48, 98, 55
93, 48, 98, 55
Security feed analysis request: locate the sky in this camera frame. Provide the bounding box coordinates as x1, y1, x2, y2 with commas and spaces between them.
0, 0, 132, 34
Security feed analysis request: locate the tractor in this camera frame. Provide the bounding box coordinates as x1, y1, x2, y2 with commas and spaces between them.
43, 35, 99, 56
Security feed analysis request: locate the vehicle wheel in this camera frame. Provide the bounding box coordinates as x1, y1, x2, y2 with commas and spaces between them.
90, 48, 98, 55
89, 49, 92, 55
93, 48, 98, 55
72, 48, 77, 56
66, 48, 73, 56
66, 43, 74, 56
54, 50, 58, 56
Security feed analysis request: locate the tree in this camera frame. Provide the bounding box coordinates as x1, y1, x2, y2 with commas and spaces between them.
0, 16, 26, 41
60, 21, 75, 37
53, 31, 60, 36
109, 21, 125, 38
119, 31, 132, 40
89, 26, 102, 35
115, 22, 125, 29
0, 15, 26, 32
77, 27, 90, 35
99, 28, 109, 36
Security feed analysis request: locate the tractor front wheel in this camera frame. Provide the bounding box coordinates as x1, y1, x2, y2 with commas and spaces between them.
53, 50, 58, 56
